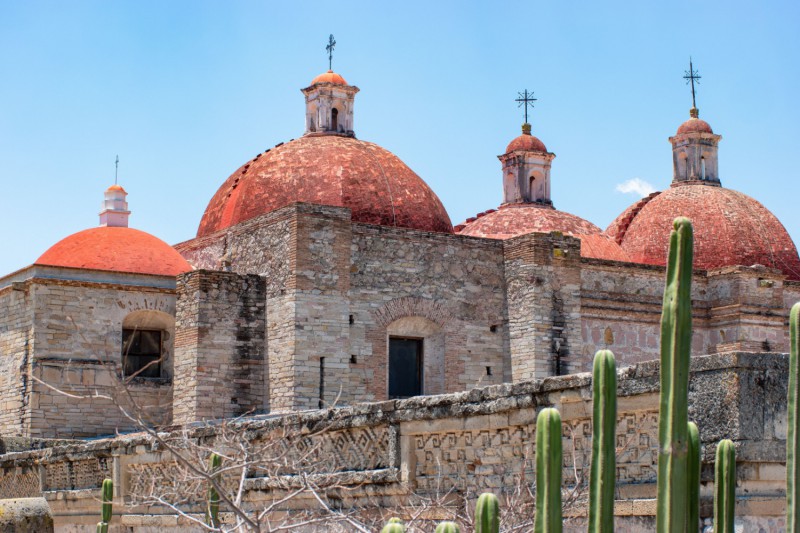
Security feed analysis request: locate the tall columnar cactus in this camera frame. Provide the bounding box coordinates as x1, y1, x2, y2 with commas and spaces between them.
787, 302, 800, 531
434, 521, 461, 533
534, 407, 563, 533
687, 421, 701, 533
655, 217, 694, 533
380, 517, 405, 533
474, 492, 499, 533
714, 439, 736, 533
96, 478, 113, 533
206, 452, 222, 528
588, 349, 617, 532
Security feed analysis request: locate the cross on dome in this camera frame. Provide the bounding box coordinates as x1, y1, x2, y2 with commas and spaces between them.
683, 58, 702, 117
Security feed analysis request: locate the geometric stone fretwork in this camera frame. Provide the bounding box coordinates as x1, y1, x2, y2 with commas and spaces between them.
44, 457, 112, 491
0, 468, 41, 498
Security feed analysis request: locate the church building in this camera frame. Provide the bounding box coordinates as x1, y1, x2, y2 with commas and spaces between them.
1, 65, 798, 439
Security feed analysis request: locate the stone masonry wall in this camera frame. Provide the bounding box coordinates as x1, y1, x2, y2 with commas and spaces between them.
0, 284, 34, 436
0, 352, 788, 531
24, 279, 176, 438
504, 231, 582, 380
173, 270, 267, 424
348, 223, 508, 402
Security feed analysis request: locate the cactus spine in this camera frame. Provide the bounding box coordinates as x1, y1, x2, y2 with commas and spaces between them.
380, 518, 405, 533
206, 452, 222, 528
687, 421, 701, 533
434, 521, 461, 533
655, 217, 694, 533
96, 478, 113, 533
588, 349, 617, 532
714, 439, 736, 533
474, 492, 499, 533
788, 302, 800, 531
534, 407, 563, 533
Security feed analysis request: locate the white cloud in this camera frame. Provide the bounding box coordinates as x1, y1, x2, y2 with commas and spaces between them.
616, 178, 655, 198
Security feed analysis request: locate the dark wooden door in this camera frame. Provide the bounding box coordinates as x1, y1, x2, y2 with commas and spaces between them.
389, 337, 422, 398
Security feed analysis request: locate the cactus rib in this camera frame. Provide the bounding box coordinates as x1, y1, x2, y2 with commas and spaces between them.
534, 407, 563, 533
206, 452, 223, 528
788, 303, 800, 531
714, 439, 736, 533
474, 492, 499, 533
434, 521, 461, 533
588, 349, 617, 532
687, 421, 701, 533
96, 478, 113, 533
656, 217, 694, 533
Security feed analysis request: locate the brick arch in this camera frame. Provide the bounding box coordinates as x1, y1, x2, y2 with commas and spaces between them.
366, 297, 455, 401
372, 297, 452, 328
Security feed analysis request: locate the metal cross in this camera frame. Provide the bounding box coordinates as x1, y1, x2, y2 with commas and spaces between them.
115, 155, 119, 185
326, 34, 336, 71
515, 89, 537, 124
683, 58, 701, 109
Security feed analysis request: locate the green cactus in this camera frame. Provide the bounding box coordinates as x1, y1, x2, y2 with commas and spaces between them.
588, 349, 617, 533
687, 421, 701, 533
474, 492, 499, 533
434, 521, 461, 533
96, 478, 113, 533
206, 452, 222, 528
714, 439, 736, 533
380, 518, 405, 533
534, 407, 562, 533
788, 302, 800, 531
655, 217, 694, 533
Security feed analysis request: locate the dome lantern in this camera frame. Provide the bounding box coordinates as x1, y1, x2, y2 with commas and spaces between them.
99, 184, 130, 227
499, 122, 555, 205
301, 71, 359, 136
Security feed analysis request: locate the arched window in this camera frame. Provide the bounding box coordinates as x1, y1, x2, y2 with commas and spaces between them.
529, 175, 537, 200
701, 156, 706, 180
331, 108, 339, 132
121, 310, 174, 379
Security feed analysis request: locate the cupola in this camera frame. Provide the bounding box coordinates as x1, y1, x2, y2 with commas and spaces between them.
302, 70, 359, 136
99, 184, 130, 227
499, 123, 555, 205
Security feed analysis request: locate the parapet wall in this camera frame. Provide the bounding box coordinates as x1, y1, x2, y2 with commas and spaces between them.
0, 352, 788, 531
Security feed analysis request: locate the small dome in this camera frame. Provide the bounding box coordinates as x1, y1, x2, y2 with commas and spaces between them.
677, 117, 713, 135
106, 184, 126, 192
607, 184, 800, 280
36, 227, 192, 276
457, 204, 630, 262
311, 70, 348, 85
197, 135, 453, 237
505, 133, 547, 154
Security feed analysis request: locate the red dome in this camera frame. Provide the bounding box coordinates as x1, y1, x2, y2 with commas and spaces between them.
677, 118, 713, 135
311, 70, 348, 85
607, 184, 800, 280
36, 227, 192, 277
197, 135, 453, 237
457, 204, 630, 262
505, 133, 547, 153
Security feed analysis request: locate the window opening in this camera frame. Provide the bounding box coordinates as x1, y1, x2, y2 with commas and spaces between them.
121, 329, 162, 378
701, 156, 706, 180
388, 337, 422, 399
331, 108, 339, 132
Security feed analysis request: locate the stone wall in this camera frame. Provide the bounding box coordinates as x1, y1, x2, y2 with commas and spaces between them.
0, 352, 787, 531
0, 268, 177, 438
173, 270, 267, 423
0, 283, 34, 435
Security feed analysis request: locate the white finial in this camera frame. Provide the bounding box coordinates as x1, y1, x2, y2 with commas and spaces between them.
99, 184, 130, 227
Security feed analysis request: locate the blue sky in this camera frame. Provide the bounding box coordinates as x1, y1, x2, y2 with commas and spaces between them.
1, 1, 798, 275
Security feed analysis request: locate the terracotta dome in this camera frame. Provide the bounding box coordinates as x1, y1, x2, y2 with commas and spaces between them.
607, 183, 800, 280
311, 70, 347, 85
505, 133, 547, 153
106, 184, 126, 192
36, 227, 192, 277
457, 204, 631, 262
197, 135, 453, 237
677, 117, 713, 135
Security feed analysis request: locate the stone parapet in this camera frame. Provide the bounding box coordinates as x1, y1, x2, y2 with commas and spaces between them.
0, 352, 787, 530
